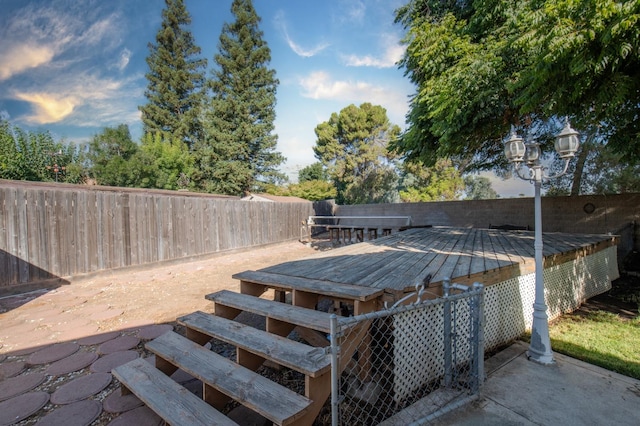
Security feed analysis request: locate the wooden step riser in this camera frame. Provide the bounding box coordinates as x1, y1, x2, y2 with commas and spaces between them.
179, 311, 330, 377
147, 331, 312, 426
112, 358, 238, 426
207, 290, 334, 334
233, 270, 384, 302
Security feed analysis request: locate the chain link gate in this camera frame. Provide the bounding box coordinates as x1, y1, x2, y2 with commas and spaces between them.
329, 280, 485, 425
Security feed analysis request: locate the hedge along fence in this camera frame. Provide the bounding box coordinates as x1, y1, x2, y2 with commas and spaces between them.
0, 180, 314, 289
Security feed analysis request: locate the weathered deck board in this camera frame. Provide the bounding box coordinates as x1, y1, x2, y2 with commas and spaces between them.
112, 358, 238, 426
232, 270, 382, 301
246, 227, 617, 301
178, 311, 330, 377
146, 331, 312, 426
207, 290, 336, 333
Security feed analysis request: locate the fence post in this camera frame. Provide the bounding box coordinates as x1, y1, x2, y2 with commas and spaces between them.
442, 278, 452, 388
330, 314, 339, 426
470, 282, 485, 393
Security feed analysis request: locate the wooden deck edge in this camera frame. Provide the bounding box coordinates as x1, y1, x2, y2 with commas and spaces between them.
542, 236, 619, 269
231, 270, 384, 302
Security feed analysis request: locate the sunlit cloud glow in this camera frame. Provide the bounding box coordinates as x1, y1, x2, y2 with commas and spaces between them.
0, 44, 56, 80
13, 92, 78, 123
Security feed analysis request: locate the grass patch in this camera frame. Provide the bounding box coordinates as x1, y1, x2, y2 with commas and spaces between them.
548, 311, 640, 380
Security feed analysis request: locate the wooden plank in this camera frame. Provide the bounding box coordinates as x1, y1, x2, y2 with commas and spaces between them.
146, 331, 312, 426
431, 227, 473, 281
486, 230, 519, 265
178, 311, 330, 377
96, 192, 106, 271
501, 231, 535, 264
411, 228, 465, 286
207, 290, 335, 333
480, 229, 502, 272
85, 191, 98, 272
69, 191, 79, 274
232, 270, 383, 301
377, 228, 454, 291
112, 358, 238, 426
450, 226, 479, 279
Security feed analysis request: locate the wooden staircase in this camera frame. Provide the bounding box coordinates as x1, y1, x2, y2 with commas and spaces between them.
113, 271, 383, 425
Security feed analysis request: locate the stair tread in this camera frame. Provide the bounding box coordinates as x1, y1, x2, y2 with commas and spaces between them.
112, 358, 238, 426
146, 331, 312, 426
179, 311, 330, 377
233, 270, 383, 301
206, 290, 335, 333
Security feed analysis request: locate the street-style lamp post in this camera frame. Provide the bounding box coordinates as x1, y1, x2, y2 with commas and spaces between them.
504, 119, 580, 364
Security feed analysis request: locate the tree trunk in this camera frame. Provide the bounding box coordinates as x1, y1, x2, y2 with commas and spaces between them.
570, 136, 593, 196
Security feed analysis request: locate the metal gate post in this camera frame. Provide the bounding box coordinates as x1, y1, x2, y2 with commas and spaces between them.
330, 314, 339, 426
470, 282, 485, 393
442, 278, 452, 388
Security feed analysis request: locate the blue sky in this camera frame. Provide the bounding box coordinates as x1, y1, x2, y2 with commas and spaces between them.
0, 0, 529, 196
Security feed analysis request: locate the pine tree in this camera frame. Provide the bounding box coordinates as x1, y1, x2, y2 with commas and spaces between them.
193, 0, 285, 195
139, 0, 207, 148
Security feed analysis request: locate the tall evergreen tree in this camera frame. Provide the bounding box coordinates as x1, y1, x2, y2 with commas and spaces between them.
193, 0, 285, 195
139, 0, 207, 147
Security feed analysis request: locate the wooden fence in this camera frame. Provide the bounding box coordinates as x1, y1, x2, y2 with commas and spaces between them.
0, 181, 313, 289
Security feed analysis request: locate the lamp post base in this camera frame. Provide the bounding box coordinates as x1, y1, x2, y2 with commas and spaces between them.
527, 305, 555, 365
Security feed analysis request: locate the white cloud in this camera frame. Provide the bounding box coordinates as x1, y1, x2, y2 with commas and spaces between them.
0, 2, 140, 127
298, 71, 409, 125
0, 4, 124, 80
114, 48, 132, 71
13, 92, 78, 124
336, 0, 366, 24
12, 71, 143, 126
0, 44, 56, 81
0, 110, 10, 121
274, 11, 329, 58
342, 33, 404, 68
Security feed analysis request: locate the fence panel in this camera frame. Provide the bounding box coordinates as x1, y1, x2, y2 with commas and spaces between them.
0, 182, 314, 288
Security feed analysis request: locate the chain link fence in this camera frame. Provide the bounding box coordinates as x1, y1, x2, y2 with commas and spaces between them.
329, 280, 485, 425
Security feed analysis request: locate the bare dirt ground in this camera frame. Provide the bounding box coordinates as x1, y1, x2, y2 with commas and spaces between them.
59, 239, 321, 329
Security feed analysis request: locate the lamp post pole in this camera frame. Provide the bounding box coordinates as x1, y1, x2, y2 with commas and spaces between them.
530, 165, 553, 363
504, 119, 580, 365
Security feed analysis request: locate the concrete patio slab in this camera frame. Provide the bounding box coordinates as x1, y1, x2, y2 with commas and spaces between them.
434, 341, 640, 426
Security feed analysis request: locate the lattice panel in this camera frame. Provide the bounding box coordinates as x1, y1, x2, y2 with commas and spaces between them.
393, 303, 445, 403
483, 246, 618, 351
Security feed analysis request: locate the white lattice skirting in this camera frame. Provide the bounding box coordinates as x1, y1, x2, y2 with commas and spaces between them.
392, 246, 619, 401
483, 245, 619, 351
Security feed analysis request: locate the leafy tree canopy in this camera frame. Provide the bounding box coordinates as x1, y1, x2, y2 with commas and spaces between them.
399, 159, 464, 202
314, 103, 401, 204
298, 162, 328, 183
128, 133, 194, 190
265, 179, 337, 201
0, 120, 84, 184
464, 175, 498, 200
393, 0, 640, 172
86, 124, 138, 187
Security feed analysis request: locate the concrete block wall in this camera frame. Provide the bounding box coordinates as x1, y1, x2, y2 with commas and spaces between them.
336, 193, 640, 262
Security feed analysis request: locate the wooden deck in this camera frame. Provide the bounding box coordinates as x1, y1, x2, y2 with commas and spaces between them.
258, 227, 618, 302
